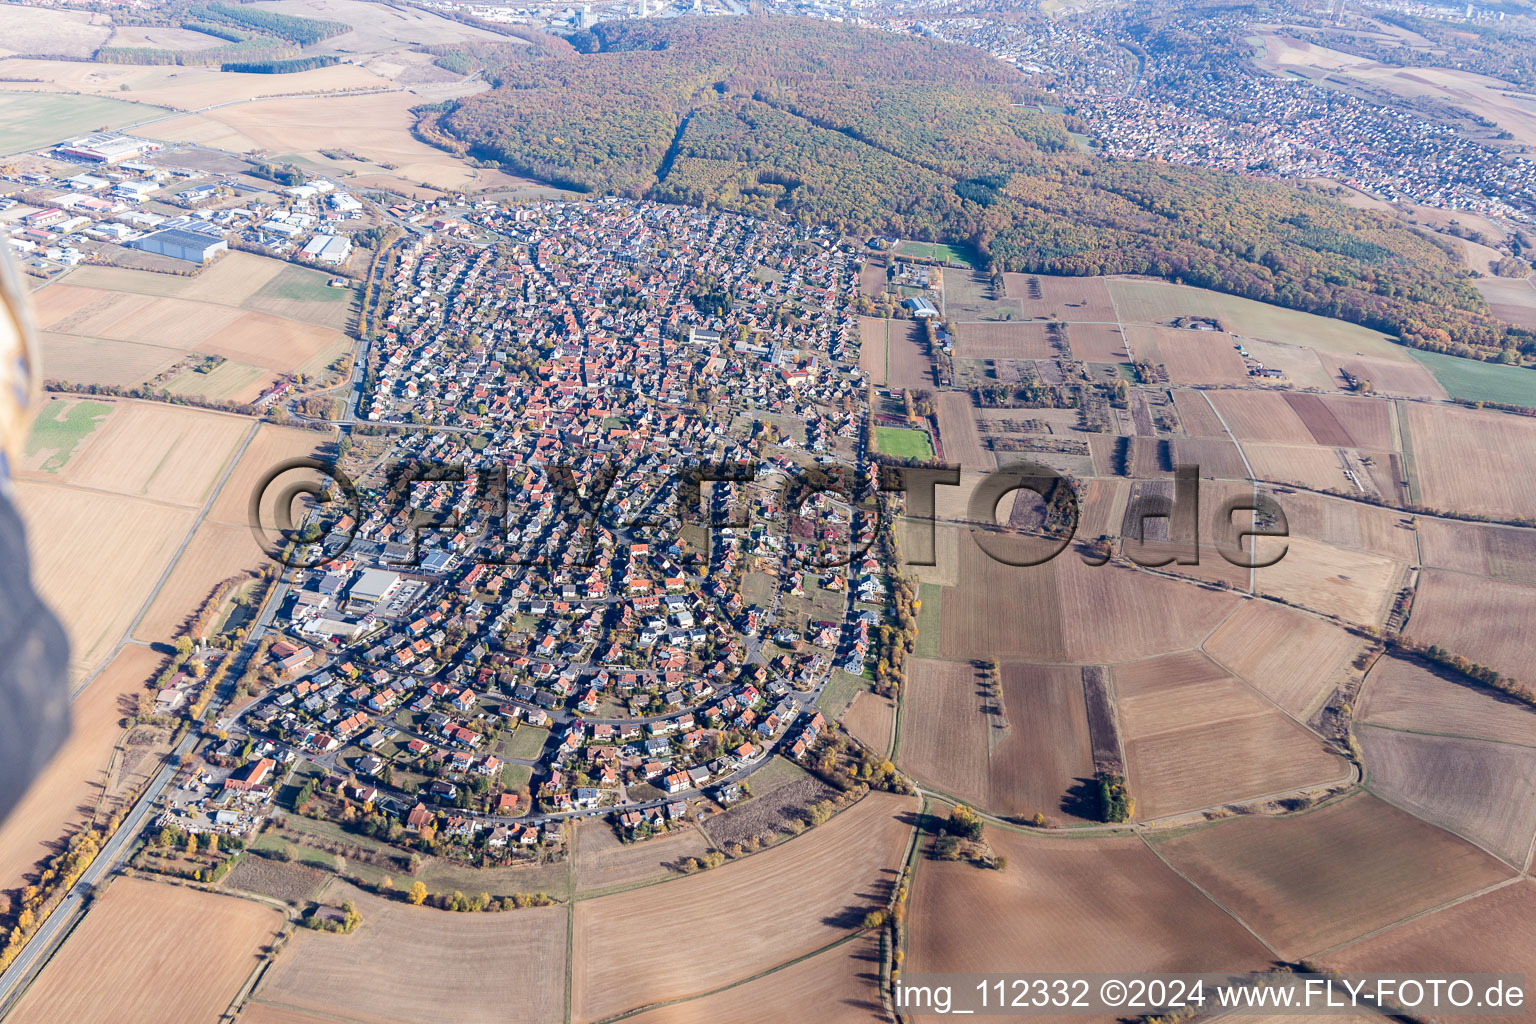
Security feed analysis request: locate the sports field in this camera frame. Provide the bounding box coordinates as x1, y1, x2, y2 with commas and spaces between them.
894, 239, 980, 268
875, 425, 934, 460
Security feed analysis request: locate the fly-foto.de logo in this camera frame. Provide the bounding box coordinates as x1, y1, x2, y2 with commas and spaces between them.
247, 457, 1288, 571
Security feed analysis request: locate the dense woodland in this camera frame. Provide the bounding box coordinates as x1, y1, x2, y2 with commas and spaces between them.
423, 17, 1531, 358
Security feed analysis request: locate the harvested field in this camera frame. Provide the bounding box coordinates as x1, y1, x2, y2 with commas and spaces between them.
254, 0, 513, 51
1329, 880, 1536, 1024
225, 854, 330, 905
44, 401, 249, 507
937, 540, 1239, 663
38, 332, 183, 387
67, 253, 353, 329
1358, 725, 1536, 867
1419, 516, 1536, 583
237, 1006, 338, 1024
1475, 276, 1536, 330
951, 321, 1056, 359
140, 90, 499, 192
842, 690, 896, 758
1112, 650, 1348, 818
1171, 438, 1249, 480
0, 5, 110, 58
858, 262, 886, 299
1286, 394, 1396, 450
898, 660, 1098, 822
934, 391, 989, 471
1244, 443, 1354, 492
164, 359, 275, 404
253, 880, 565, 1024
1254, 535, 1402, 625
1317, 352, 1447, 399
207, 423, 332, 527
1105, 278, 1401, 354
1129, 326, 1249, 385
0, 58, 392, 110
33, 284, 349, 375
857, 316, 887, 385
623, 933, 886, 1024
909, 827, 1271, 977
1270, 490, 1418, 562
1066, 322, 1129, 362
1001, 273, 1116, 322
1151, 793, 1514, 959
1202, 601, 1361, 718
886, 321, 934, 389
134, 519, 265, 645
573, 819, 710, 895
1405, 402, 1536, 519
571, 792, 914, 1023
8, 876, 282, 1024
1077, 477, 1128, 538
1207, 391, 1313, 443
1404, 570, 1536, 682
0, 643, 164, 915
1171, 389, 1227, 438
107, 24, 223, 48
1357, 655, 1536, 748
14, 480, 195, 677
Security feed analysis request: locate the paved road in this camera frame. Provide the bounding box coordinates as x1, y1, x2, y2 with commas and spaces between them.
0, 731, 193, 1015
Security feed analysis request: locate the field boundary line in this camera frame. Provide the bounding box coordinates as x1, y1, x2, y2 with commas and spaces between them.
591, 930, 868, 1024
1198, 388, 1258, 594
1354, 718, 1536, 751
1305, 874, 1525, 961
57, 415, 259, 701
1136, 831, 1282, 960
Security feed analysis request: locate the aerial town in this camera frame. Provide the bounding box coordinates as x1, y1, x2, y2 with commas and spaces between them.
149, 198, 901, 860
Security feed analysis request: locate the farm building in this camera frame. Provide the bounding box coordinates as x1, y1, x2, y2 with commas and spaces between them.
905, 296, 939, 317
129, 228, 228, 264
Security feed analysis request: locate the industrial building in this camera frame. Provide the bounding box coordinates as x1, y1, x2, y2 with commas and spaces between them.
55, 133, 153, 165
302, 233, 353, 266
128, 228, 228, 264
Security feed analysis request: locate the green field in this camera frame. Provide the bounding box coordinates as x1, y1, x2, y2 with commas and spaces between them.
24, 399, 112, 473
248, 264, 354, 329
914, 582, 942, 659
895, 240, 982, 269
875, 426, 935, 460
1407, 348, 1536, 407
0, 93, 170, 156
501, 763, 533, 791
497, 725, 550, 761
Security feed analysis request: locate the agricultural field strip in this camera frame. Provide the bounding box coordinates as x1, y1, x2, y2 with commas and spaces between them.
66, 415, 259, 698
53, 265, 353, 333
1134, 830, 1283, 959
1306, 875, 1529, 961
1197, 390, 1259, 592
3, 84, 409, 160
1355, 725, 1536, 870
